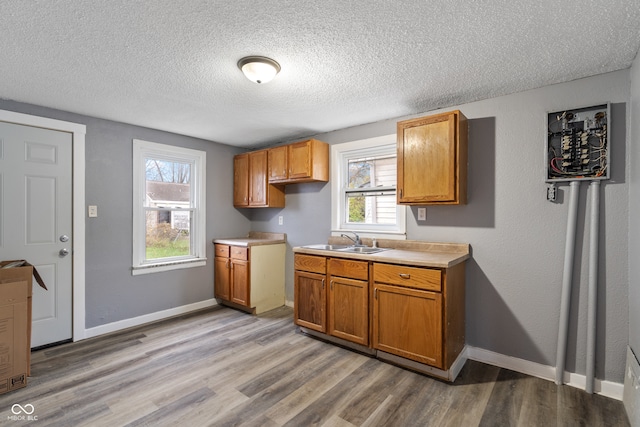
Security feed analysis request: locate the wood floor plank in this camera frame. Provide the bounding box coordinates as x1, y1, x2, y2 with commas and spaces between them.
281, 358, 390, 427
338, 363, 415, 425
516, 374, 558, 427
434, 360, 502, 427
0, 306, 630, 426
264, 349, 369, 425
124, 386, 216, 427
478, 368, 530, 426
209, 345, 354, 426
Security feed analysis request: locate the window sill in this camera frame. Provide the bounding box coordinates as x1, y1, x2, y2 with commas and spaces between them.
131, 258, 207, 276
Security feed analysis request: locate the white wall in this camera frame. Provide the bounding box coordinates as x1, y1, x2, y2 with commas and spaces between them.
629, 53, 640, 360
252, 69, 631, 384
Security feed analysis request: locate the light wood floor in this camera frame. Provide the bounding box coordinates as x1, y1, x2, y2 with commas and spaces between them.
0, 306, 630, 426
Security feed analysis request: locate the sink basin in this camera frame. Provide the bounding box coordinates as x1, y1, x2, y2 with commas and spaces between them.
301, 244, 350, 251
300, 244, 386, 254
337, 246, 387, 254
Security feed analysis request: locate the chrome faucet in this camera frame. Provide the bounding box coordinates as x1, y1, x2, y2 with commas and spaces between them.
340, 231, 362, 246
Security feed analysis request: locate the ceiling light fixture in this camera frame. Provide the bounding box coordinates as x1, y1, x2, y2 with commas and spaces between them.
237, 56, 281, 84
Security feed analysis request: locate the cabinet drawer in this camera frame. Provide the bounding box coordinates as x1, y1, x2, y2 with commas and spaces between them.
294, 254, 326, 274
214, 244, 229, 258
328, 258, 368, 281
230, 246, 249, 261
373, 263, 441, 292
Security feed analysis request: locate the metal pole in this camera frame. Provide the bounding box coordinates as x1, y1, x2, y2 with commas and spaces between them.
556, 180, 581, 385
585, 181, 600, 393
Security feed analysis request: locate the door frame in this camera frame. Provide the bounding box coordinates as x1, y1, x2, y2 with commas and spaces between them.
0, 109, 86, 342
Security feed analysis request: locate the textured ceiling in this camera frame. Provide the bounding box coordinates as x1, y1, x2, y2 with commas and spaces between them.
1, 1, 639, 148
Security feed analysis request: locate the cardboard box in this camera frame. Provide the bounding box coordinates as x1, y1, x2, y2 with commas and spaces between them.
0, 263, 32, 394
0, 260, 48, 394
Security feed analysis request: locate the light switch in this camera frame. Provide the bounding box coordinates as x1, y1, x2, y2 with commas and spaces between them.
278, 215, 283, 225
418, 208, 426, 221
88, 205, 98, 218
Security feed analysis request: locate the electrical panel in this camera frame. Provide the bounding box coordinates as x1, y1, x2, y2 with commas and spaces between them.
546, 103, 610, 182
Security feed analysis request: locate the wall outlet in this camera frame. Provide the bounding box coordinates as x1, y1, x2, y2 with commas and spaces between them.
417, 208, 427, 221
547, 183, 557, 202
278, 215, 283, 225
88, 205, 98, 218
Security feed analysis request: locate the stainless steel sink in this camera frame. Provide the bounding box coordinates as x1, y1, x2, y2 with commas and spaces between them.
301, 244, 350, 251
337, 246, 387, 254
301, 244, 386, 254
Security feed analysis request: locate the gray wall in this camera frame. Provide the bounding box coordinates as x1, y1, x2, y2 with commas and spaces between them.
251, 70, 631, 383
0, 99, 250, 328
630, 55, 640, 359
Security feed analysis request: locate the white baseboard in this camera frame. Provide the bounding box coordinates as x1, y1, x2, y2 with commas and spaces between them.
285, 299, 294, 308
466, 346, 624, 401
83, 298, 218, 339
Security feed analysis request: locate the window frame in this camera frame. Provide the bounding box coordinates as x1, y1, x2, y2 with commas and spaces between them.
132, 139, 207, 275
330, 134, 406, 239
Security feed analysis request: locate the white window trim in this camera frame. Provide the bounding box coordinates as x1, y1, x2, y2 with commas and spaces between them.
330, 134, 406, 239
132, 139, 206, 275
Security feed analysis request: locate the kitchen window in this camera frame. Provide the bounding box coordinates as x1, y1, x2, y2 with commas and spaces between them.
132, 139, 206, 274
331, 135, 406, 238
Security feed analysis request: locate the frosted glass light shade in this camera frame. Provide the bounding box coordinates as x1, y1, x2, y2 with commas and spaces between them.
238, 56, 281, 84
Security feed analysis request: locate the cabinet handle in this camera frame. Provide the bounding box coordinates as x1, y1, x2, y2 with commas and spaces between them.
322, 278, 325, 289
399, 273, 411, 279
399, 189, 403, 198
226, 259, 230, 269
374, 288, 378, 299
330, 280, 334, 290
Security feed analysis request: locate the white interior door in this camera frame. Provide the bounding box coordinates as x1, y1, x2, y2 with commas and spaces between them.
0, 121, 73, 348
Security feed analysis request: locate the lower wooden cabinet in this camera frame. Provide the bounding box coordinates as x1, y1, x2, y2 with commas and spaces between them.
294, 254, 327, 332
214, 256, 230, 301
293, 252, 466, 379
294, 255, 369, 346
372, 283, 443, 367
328, 258, 369, 346
294, 270, 326, 332
215, 244, 251, 308
372, 261, 465, 371
214, 242, 285, 314
230, 258, 249, 306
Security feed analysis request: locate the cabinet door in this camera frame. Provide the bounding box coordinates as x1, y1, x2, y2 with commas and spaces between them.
214, 256, 230, 301
372, 283, 443, 368
397, 111, 466, 204
230, 259, 250, 307
288, 140, 313, 180
249, 150, 268, 206
268, 146, 288, 182
233, 154, 249, 207
328, 276, 368, 345
294, 270, 326, 332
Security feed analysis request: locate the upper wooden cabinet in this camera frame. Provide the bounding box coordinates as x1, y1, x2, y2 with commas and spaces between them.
397, 110, 468, 205
268, 139, 329, 184
234, 150, 284, 208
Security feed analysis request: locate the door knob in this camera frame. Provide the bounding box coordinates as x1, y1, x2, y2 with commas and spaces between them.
59, 248, 70, 257
60, 234, 69, 242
